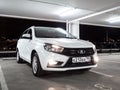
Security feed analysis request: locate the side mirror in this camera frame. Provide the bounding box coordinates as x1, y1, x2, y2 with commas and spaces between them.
22, 34, 32, 39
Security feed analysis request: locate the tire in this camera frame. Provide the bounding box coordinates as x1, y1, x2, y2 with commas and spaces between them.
16, 51, 24, 63
32, 53, 45, 77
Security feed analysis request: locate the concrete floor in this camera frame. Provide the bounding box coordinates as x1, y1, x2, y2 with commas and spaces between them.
0, 53, 120, 90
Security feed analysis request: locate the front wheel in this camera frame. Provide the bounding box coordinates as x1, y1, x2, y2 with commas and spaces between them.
32, 53, 45, 77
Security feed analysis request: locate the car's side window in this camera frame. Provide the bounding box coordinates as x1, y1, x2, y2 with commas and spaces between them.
23, 30, 28, 35
27, 29, 32, 36
20, 29, 28, 38
20, 29, 32, 39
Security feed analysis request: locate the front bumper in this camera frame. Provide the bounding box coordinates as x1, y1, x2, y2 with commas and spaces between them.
39, 50, 99, 71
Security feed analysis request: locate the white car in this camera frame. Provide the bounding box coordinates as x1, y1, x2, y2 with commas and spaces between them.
17, 26, 99, 77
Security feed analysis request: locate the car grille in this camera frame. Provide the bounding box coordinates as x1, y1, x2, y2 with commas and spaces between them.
62, 48, 94, 57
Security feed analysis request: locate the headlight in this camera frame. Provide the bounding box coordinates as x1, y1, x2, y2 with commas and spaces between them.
44, 43, 64, 53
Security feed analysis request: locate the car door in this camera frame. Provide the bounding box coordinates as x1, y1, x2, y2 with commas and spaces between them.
24, 29, 33, 62
18, 29, 29, 60
18, 29, 32, 62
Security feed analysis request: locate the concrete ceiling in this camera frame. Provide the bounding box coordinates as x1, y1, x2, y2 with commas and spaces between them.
0, 0, 120, 27
80, 8, 120, 28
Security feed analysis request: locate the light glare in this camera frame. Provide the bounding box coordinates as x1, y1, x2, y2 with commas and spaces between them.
48, 59, 58, 66
55, 7, 82, 17
106, 16, 120, 23
59, 8, 80, 17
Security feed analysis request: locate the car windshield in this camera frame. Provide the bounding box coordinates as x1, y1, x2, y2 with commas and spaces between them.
35, 27, 76, 39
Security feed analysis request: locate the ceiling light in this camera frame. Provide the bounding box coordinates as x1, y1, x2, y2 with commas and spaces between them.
55, 7, 82, 17
59, 8, 80, 17
70, 6, 120, 23
106, 16, 120, 23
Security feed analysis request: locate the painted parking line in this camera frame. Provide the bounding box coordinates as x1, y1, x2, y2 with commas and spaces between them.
0, 66, 8, 90
90, 70, 113, 78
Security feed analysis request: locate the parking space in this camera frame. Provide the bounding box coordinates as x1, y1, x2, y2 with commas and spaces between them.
0, 54, 120, 90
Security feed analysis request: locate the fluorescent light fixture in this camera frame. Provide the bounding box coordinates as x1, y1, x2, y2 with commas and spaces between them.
60, 8, 80, 17
70, 6, 120, 23
55, 7, 82, 17
106, 16, 120, 23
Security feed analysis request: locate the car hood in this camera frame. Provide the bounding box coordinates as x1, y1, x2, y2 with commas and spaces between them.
35, 38, 94, 48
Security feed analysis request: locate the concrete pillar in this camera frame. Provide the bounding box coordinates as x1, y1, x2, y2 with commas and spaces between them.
68, 21, 80, 39
66, 20, 69, 32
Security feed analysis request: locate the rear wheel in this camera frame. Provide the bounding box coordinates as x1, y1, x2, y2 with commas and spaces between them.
16, 51, 24, 63
32, 53, 45, 77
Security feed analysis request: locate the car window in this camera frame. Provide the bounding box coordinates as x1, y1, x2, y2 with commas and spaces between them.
22, 30, 28, 35
20, 30, 28, 38
21, 29, 32, 38
27, 29, 32, 35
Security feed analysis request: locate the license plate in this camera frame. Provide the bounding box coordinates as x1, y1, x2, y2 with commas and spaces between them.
72, 57, 91, 63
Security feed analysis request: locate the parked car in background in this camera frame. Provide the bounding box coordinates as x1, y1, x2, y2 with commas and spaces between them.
17, 26, 99, 77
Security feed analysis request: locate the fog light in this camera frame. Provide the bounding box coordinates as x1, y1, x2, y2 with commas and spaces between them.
48, 59, 58, 66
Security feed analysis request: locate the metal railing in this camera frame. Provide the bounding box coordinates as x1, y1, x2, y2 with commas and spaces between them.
95, 42, 120, 53
0, 51, 16, 57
